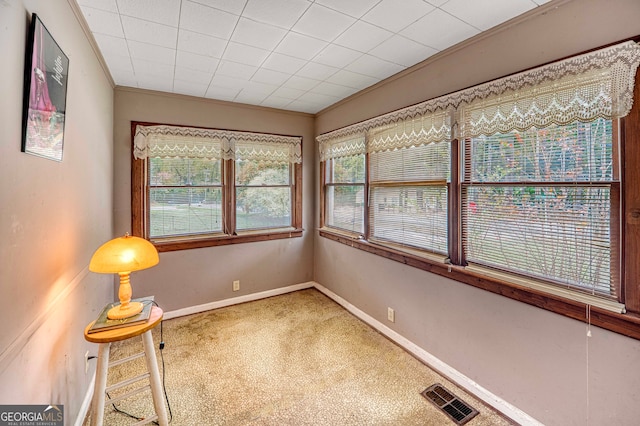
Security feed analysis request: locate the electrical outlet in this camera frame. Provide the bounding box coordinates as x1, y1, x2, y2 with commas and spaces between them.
85, 351, 90, 374
387, 307, 395, 323
233, 280, 240, 291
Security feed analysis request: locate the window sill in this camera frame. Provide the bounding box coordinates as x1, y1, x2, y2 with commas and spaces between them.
151, 228, 303, 252
319, 228, 640, 340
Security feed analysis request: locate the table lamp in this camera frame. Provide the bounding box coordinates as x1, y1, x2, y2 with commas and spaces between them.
89, 233, 159, 319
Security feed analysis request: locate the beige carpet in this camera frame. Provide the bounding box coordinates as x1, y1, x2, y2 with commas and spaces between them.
84, 289, 514, 425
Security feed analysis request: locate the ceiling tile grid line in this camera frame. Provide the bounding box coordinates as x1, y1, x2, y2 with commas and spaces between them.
77, 0, 550, 114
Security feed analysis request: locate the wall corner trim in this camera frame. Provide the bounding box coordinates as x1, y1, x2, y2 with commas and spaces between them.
313, 282, 543, 426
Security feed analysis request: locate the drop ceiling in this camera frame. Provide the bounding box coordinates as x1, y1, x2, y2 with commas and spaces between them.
77, 0, 551, 114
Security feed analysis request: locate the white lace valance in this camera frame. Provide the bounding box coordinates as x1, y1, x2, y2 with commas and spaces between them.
316, 40, 640, 145
458, 40, 640, 138
318, 134, 365, 162
368, 110, 451, 153
134, 125, 302, 164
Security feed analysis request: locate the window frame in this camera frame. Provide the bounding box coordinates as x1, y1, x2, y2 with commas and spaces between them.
319, 44, 640, 340
132, 121, 303, 252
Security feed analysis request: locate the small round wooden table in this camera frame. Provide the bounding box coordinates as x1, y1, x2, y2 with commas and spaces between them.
84, 306, 168, 426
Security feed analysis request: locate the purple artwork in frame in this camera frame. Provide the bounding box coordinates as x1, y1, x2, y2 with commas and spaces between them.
21, 14, 69, 161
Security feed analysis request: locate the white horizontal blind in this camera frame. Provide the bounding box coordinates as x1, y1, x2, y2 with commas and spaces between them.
369, 114, 450, 254
323, 135, 366, 234
148, 157, 223, 238
462, 119, 617, 298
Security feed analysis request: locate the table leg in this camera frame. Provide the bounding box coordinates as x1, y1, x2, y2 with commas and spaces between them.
90, 342, 111, 426
141, 330, 169, 426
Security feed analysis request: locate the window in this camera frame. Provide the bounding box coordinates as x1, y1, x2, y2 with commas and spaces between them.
132, 123, 302, 251
320, 134, 366, 234
368, 113, 451, 255
462, 120, 620, 304
318, 40, 640, 338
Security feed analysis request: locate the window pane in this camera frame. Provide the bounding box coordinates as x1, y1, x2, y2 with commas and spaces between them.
469, 119, 613, 183
326, 185, 364, 233
370, 142, 450, 182
236, 160, 289, 185
150, 158, 221, 186
464, 185, 611, 295
236, 187, 291, 230
330, 155, 365, 183
370, 186, 448, 254
150, 187, 222, 238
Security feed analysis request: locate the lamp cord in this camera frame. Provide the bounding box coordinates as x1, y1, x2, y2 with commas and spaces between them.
106, 300, 173, 424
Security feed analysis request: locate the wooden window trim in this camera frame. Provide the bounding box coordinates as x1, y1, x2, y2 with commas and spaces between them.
319, 67, 640, 341
131, 121, 303, 252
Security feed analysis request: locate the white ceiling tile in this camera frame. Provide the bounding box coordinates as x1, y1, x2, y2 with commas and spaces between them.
222, 42, 270, 66
285, 99, 322, 113
274, 32, 328, 60
243, 80, 279, 95
345, 54, 404, 79
80, 6, 123, 37
282, 75, 321, 91
314, 0, 379, 18
205, 85, 242, 101
334, 20, 393, 53
231, 18, 288, 50
132, 58, 175, 79
102, 52, 134, 73
177, 30, 227, 58
136, 75, 174, 92
401, 9, 479, 50
442, 0, 535, 31
77, 0, 118, 13
173, 79, 208, 97
362, 0, 434, 33
112, 71, 137, 86
217, 61, 258, 79
369, 34, 438, 67
93, 33, 128, 57
116, 0, 181, 27
243, 0, 311, 28
211, 74, 252, 90
121, 16, 177, 48
176, 51, 220, 72
296, 62, 339, 80
300, 91, 340, 106
260, 96, 294, 109
180, 1, 239, 39
128, 41, 176, 65
424, 0, 448, 6
262, 53, 307, 74
252, 68, 292, 85
312, 44, 362, 68
235, 90, 271, 104
174, 66, 213, 84
272, 86, 305, 100
189, 0, 247, 15
292, 4, 356, 42
310, 81, 357, 98
325, 69, 378, 89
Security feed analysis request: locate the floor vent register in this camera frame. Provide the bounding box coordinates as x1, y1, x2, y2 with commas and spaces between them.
421, 383, 479, 425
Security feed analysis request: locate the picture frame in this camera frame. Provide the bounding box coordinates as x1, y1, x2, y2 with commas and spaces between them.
21, 13, 69, 162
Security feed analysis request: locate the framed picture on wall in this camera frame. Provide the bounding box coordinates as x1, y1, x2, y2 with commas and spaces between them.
21, 13, 69, 162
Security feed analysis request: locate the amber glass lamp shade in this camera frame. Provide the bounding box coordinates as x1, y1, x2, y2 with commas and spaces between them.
89, 233, 159, 320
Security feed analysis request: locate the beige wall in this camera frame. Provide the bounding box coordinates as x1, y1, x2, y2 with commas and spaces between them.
0, 0, 114, 421
314, 0, 640, 425
113, 89, 315, 312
